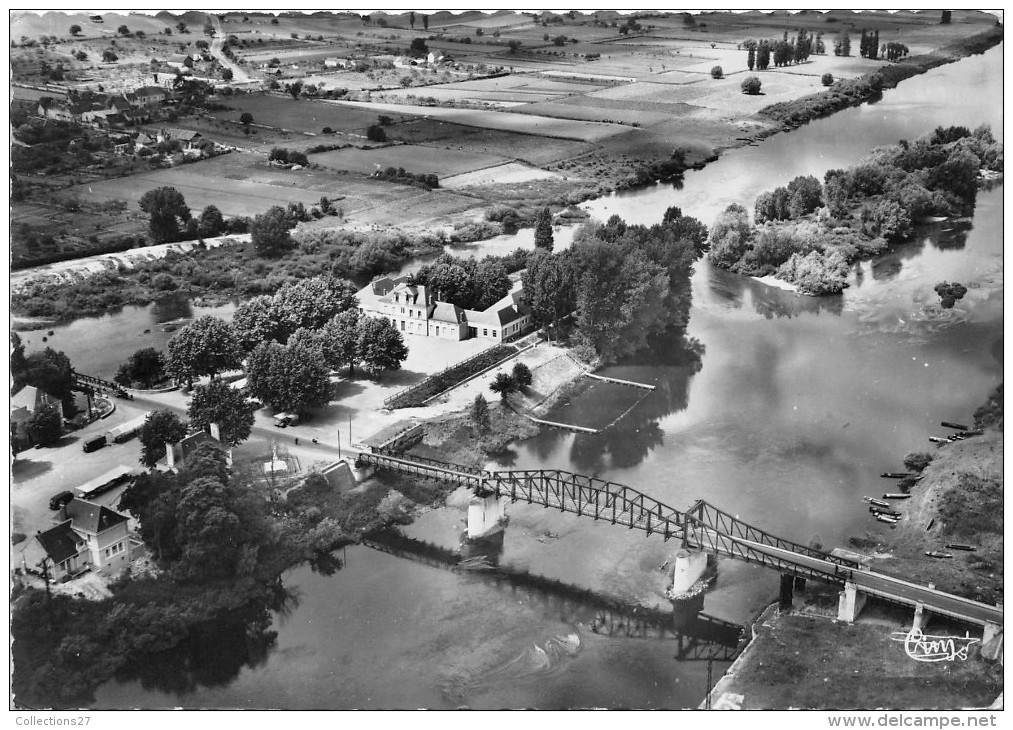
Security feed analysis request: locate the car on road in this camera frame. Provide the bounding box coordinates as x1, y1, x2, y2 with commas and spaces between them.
49, 490, 75, 510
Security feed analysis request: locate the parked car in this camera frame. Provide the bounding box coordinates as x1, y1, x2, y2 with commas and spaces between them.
49, 490, 75, 510
83, 435, 107, 452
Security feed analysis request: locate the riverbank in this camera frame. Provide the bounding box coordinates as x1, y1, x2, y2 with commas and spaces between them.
705, 387, 1004, 710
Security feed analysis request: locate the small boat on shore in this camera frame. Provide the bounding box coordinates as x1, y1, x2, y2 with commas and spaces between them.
925, 551, 953, 559
870, 507, 901, 518
929, 436, 950, 444
876, 514, 900, 524
881, 472, 913, 479
883, 493, 911, 500
941, 421, 969, 431
945, 543, 977, 552
863, 496, 890, 508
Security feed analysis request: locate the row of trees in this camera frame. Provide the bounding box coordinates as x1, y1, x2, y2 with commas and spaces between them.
522, 208, 707, 363
409, 254, 512, 311
11, 333, 78, 447
745, 30, 820, 71
139, 187, 228, 244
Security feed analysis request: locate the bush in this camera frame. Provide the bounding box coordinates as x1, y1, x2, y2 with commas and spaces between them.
741, 76, 762, 95
366, 124, 387, 142
821, 73, 834, 86
710, 65, 723, 79
777, 249, 850, 295
903, 452, 934, 472
934, 281, 968, 309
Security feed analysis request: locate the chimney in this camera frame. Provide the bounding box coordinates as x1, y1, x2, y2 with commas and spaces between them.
209, 422, 221, 442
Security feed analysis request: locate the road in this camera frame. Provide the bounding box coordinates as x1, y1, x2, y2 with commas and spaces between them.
210, 15, 252, 83
722, 536, 1003, 627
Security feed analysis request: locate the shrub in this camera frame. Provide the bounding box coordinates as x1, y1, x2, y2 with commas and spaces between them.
741, 76, 761, 95
934, 281, 967, 309
366, 124, 387, 142
710, 65, 723, 79
777, 249, 850, 295
903, 452, 934, 472
821, 73, 834, 86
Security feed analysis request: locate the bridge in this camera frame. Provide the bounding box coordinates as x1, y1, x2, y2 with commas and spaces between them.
71, 370, 129, 397
352, 449, 1003, 642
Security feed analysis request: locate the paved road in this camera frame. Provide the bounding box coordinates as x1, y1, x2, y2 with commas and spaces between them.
210, 15, 252, 83
722, 535, 1003, 627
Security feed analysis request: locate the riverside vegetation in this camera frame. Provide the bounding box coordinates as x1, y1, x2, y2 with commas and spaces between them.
707, 125, 1003, 295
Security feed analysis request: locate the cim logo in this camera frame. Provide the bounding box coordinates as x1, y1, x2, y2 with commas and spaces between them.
890, 628, 981, 662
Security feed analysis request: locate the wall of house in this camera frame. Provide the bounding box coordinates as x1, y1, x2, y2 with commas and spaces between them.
89, 524, 131, 574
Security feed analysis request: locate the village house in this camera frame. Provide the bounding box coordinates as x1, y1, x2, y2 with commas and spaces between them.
123, 85, 169, 108
356, 277, 532, 343
157, 127, 204, 151
19, 499, 132, 580
10, 385, 64, 449
164, 425, 232, 470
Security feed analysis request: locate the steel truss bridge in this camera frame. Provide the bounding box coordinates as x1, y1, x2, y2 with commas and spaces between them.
356, 450, 1003, 629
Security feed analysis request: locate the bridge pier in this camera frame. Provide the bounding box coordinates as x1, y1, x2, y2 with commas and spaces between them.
347, 457, 376, 483
670, 548, 708, 597
911, 603, 929, 632
981, 621, 1003, 662
467, 493, 506, 539
836, 580, 867, 623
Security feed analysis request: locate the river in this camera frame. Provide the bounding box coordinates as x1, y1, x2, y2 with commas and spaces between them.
76, 45, 1004, 709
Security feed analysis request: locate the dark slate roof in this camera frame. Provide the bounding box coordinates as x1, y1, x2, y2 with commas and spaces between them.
64, 498, 128, 535
178, 430, 218, 462
371, 275, 409, 296
36, 522, 81, 564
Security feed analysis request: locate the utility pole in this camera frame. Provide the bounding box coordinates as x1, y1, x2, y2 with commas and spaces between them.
705, 657, 714, 709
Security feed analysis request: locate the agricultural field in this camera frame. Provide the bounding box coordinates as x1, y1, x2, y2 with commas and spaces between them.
309, 145, 508, 177
206, 93, 418, 135
441, 162, 565, 189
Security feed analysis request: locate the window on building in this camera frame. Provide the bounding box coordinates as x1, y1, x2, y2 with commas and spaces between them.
401, 307, 405, 314
400, 321, 405, 331
483, 329, 488, 336
435, 327, 440, 336
492, 330, 497, 338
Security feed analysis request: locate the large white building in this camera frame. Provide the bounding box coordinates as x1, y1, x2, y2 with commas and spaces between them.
355, 276, 532, 343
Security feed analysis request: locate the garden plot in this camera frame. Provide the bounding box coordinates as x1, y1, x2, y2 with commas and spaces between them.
309, 145, 509, 177
392, 120, 593, 167
688, 73, 825, 115
320, 100, 630, 142
208, 94, 418, 134
510, 100, 673, 127
441, 162, 564, 189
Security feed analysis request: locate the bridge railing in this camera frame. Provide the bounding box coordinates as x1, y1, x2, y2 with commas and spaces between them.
690, 500, 858, 568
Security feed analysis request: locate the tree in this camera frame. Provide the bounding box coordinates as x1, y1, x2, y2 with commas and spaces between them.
139, 187, 191, 244
272, 276, 357, 334
251, 205, 294, 256
16, 347, 75, 404
246, 338, 331, 415
534, 207, 554, 252
117, 24, 130, 36
174, 476, 244, 581
221, 68, 233, 82
232, 295, 283, 352
102, 48, 118, 62
508, 40, 522, 53
166, 316, 242, 386
747, 47, 755, 70
786, 175, 823, 219
187, 379, 256, 446
707, 203, 755, 268
197, 205, 225, 238
940, 10, 951, 24
522, 249, 576, 332
177, 21, 188, 33
321, 309, 362, 375
741, 76, 761, 95
473, 258, 511, 310
139, 410, 188, 467
409, 11, 416, 28
114, 347, 166, 388
710, 65, 723, 79
239, 111, 253, 128
490, 372, 516, 401
511, 362, 533, 390
756, 42, 770, 70
69, 24, 82, 36
422, 14, 429, 30
469, 394, 491, 436
366, 124, 387, 142
356, 317, 408, 378
27, 403, 62, 447
409, 37, 428, 57
287, 80, 303, 99
934, 281, 968, 309
821, 72, 834, 86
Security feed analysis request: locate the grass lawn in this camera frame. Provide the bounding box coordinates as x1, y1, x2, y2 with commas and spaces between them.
209, 93, 418, 135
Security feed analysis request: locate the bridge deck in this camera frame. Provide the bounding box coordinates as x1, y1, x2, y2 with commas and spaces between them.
356, 451, 1003, 628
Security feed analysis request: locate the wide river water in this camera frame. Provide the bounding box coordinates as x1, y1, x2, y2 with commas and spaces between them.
50, 45, 1003, 709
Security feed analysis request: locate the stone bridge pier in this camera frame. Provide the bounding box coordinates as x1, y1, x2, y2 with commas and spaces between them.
467, 492, 507, 540
670, 547, 710, 597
